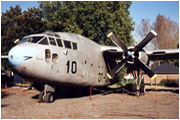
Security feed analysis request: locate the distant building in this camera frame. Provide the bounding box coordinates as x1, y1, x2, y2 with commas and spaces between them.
144, 62, 179, 85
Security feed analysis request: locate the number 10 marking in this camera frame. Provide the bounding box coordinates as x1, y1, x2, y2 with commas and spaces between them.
66, 60, 77, 74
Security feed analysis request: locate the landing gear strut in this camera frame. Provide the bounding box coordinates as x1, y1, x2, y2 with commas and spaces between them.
38, 84, 55, 103
132, 69, 145, 96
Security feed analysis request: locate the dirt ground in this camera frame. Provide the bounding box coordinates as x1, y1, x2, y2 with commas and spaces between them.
1, 86, 179, 119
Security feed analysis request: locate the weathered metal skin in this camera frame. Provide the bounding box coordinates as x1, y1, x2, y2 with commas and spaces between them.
9, 32, 111, 87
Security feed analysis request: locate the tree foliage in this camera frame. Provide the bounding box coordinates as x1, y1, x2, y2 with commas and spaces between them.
135, 18, 151, 40
1, 5, 45, 70
153, 14, 179, 49
40, 1, 134, 46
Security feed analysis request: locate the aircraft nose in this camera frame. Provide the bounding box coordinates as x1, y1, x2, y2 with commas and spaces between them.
8, 45, 37, 67
8, 46, 24, 67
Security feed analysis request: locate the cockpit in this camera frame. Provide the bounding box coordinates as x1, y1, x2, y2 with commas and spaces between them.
19, 32, 78, 50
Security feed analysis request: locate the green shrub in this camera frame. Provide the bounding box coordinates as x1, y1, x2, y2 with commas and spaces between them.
160, 79, 179, 87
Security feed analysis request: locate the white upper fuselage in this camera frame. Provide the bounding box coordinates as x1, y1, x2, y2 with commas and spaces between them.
8, 32, 111, 87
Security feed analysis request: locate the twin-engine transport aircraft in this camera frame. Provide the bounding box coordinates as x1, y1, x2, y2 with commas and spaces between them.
8, 30, 179, 103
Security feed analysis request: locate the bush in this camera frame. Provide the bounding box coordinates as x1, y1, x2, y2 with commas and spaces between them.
160, 79, 179, 87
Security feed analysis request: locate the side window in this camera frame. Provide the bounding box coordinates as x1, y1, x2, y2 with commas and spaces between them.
38, 37, 49, 45
52, 53, 58, 64
49, 37, 57, 46
72, 42, 78, 50
64, 40, 71, 49
45, 49, 51, 63
56, 38, 63, 47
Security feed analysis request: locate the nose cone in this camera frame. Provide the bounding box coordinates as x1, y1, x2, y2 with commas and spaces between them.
8, 46, 24, 67
8, 45, 37, 67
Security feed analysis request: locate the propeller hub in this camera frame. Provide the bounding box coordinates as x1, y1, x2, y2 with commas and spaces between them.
123, 48, 137, 64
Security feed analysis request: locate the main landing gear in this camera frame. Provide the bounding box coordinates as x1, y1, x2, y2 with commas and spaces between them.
132, 69, 145, 96
38, 84, 55, 103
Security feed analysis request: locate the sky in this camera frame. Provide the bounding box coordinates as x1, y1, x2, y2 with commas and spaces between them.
130, 1, 179, 25
129, 1, 179, 39
1, 1, 179, 39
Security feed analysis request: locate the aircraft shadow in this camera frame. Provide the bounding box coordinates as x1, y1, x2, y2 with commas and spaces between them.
1, 91, 11, 99
31, 86, 126, 100
1, 104, 10, 108
31, 86, 179, 101
145, 88, 179, 94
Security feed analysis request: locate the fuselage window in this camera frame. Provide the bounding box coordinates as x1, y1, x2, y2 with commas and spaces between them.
64, 40, 71, 49
72, 42, 78, 50
31, 36, 44, 43
45, 49, 51, 63
38, 37, 49, 45
49, 37, 57, 46
52, 53, 58, 64
56, 38, 63, 47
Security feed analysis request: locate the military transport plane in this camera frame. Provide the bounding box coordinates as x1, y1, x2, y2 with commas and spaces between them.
7, 30, 178, 103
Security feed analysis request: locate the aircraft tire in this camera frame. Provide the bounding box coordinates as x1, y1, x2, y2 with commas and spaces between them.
38, 91, 45, 102
44, 92, 54, 103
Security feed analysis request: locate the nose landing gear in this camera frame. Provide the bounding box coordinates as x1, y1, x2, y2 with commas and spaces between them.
38, 84, 55, 103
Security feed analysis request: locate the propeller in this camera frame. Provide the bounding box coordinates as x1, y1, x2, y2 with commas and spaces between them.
106, 30, 157, 80
107, 32, 128, 52
134, 30, 157, 52
134, 58, 157, 79
107, 58, 127, 79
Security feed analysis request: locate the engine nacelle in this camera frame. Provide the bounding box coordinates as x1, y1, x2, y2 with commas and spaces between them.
138, 51, 148, 65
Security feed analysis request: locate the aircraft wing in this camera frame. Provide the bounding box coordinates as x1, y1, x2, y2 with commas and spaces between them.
100, 45, 123, 59
101, 45, 179, 61
146, 49, 179, 61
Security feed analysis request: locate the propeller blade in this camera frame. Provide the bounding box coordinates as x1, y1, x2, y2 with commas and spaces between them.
134, 30, 157, 52
127, 67, 133, 74
107, 58, 127, 79
134, 58, 157, 80
107, 32, 128, 52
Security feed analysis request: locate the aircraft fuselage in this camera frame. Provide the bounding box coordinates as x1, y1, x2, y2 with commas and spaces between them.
8, 32, 111, 87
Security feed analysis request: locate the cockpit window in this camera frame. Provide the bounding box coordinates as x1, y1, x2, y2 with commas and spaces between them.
19, 37, 31, 44
31, 36, 44, 43
38, 37, 49, 45
49, 37, 57, 46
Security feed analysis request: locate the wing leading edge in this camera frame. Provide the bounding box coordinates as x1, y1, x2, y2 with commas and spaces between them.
146, 49, 179, 61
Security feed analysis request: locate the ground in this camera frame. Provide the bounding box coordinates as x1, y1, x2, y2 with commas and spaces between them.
1, 86, 179, 119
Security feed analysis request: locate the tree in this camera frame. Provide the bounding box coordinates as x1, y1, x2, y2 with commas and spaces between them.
135, 18, 154, 49
153, 14, 179, 49
40, 1, 134, 46
1, 5, 22, 56
135, 18, 151, 40
1, 5, 45, 70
